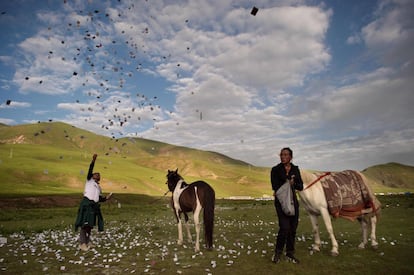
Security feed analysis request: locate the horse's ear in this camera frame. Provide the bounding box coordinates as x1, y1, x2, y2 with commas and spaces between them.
175, 168, 178, 173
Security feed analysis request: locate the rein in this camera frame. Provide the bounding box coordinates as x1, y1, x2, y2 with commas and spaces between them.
149, 190, 170, 204
303, 172, 331, 191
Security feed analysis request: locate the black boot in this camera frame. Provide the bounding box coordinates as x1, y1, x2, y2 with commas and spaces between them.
286, 253, 300, 264
272, 253, 281, 264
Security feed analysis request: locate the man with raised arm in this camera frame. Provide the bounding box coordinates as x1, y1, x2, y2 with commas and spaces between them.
75, 154, 112, 251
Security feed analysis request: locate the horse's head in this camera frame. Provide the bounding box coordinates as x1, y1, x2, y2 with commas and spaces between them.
166, 169, 183, 191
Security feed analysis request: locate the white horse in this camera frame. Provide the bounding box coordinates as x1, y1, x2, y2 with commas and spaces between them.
299, 170, 381, 256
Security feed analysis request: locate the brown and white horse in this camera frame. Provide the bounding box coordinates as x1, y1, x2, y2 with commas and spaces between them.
166, 169, 215, 252
299, 170, 381, 256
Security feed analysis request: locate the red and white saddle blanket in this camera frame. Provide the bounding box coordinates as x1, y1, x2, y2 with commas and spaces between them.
320, 170, 381, 220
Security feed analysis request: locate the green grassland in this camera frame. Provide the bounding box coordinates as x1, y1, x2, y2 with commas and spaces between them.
0, 195, 413, 274
1, 122, 414, 274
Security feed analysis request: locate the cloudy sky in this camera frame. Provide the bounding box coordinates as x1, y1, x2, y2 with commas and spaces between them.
0, 0, 413, 171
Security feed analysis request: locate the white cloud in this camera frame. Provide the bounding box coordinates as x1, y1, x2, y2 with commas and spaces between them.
0, 118, 15, 125
2, 0, 414, 171
133, 2, 334, 167
0, 101, 31, 109
361, 0, 414, 64
346, 34, 361, 45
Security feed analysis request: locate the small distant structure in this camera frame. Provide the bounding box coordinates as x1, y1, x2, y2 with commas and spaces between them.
255, 195, 273, 201
227, 196, 254, 200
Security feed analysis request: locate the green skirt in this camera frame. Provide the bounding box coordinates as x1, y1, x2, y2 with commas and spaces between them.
74, 197, 104, 231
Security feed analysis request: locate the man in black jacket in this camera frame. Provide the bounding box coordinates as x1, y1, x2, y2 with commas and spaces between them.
271, 147, 303, 264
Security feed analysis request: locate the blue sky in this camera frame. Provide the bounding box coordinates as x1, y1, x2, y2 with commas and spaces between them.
0, 0, 413, 171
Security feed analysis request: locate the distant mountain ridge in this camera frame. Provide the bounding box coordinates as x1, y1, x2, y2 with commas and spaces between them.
0, 122, 413, 197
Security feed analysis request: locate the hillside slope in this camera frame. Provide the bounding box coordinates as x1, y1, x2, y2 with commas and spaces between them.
361, 162, 414, 191
0, 122, 413, 197
0, 122, 269, 197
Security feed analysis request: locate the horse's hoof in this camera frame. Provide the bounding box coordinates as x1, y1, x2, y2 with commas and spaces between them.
372, 244, 379, 250
358, 243, 366, 249
331, 251, 339, 256
311, 245, 320, 252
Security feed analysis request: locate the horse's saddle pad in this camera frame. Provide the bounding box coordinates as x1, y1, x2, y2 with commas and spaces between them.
320, 170, 380, 219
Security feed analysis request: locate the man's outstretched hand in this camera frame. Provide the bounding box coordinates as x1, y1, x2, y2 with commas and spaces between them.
92, 154, 98, 161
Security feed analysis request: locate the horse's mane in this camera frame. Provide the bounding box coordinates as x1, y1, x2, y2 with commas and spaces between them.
301, 170, 316, 184
167, 169, 188, 190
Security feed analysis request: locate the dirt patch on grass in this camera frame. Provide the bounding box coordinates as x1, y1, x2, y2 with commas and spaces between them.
0, 195, 81, 209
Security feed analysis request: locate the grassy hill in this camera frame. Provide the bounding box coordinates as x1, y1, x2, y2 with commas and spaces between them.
0, 122, 269, 198
0, 122, 413, 198
361, 162, 414, 193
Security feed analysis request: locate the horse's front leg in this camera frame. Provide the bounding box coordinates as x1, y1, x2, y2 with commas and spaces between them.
309, 214, 321, 252
320, 208, 339, 256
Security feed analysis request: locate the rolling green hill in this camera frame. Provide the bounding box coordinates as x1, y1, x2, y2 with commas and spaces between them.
0, 122, 413, 197
0, 122, 269, 198
361, 162, 414, 193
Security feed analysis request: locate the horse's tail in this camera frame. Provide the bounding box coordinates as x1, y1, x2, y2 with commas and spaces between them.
358, 171, 382, 220
202, 184, 215, 249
